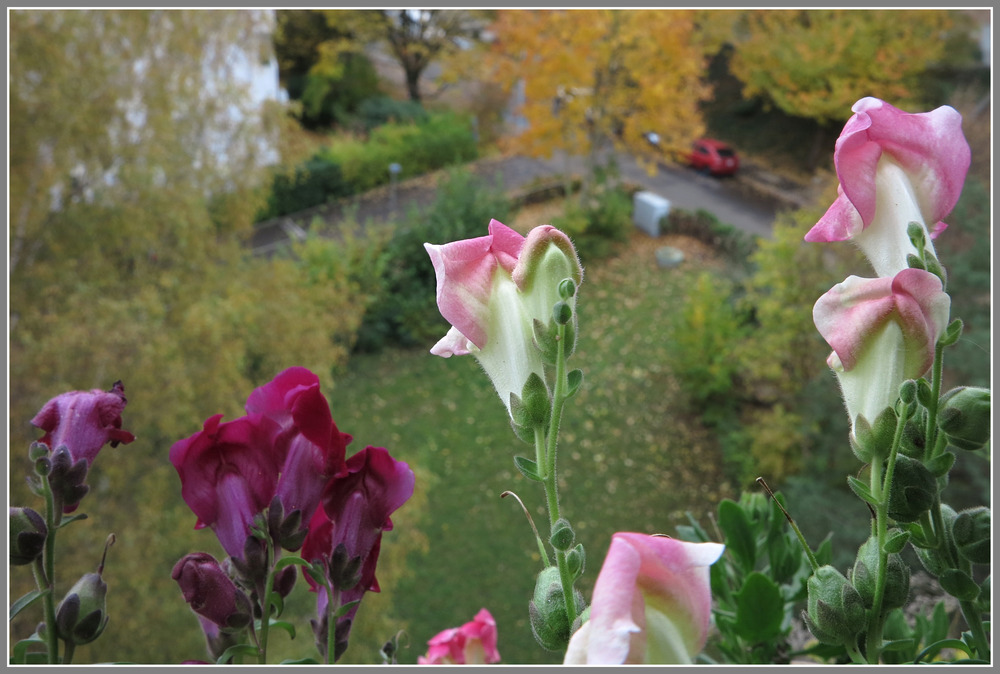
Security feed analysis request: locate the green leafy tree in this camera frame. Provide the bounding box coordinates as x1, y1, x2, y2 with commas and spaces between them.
9, 10, 367, 662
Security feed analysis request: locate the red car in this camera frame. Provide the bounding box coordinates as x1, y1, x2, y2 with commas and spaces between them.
687, 138, 740, 176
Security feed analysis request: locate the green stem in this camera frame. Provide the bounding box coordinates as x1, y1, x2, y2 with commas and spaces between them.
865, 408, 907, 664
538, 322, 578, 632
256, 543, 276, 664
326, 585, 341, 665
958, 597, 991, 661
62, 641, 75, 665
924, 343, 944, 461
41, 476, 60, 664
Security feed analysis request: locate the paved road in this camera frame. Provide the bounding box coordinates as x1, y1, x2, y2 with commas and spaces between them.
251, 150, 805, 254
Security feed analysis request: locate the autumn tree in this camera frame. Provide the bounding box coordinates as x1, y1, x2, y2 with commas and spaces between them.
487, 9, 709, 191
322, 9, 493, 103
724, 10, 957, 125
9, 10, 367, 662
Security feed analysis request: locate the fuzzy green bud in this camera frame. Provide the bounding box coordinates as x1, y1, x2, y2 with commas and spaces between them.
851, 407, 898, 463
952, 506, 990, 565
851, 535, 910, 611
529, 566, 586, 652
55, 572, 109, 645
937, 387, 991, 451
549, 518, 575, 552
803, 566, 866, 647
887, 455, 936, 523
9, 507, 48, 566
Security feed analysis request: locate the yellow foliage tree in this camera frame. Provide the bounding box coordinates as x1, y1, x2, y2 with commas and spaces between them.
487, 9, 709, 180
725, 9, 956, 125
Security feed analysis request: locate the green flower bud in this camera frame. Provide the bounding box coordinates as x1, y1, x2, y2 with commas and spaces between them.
851, 407, 899, 463
552, 301, 573, 326
887, 455, 936, 523
851, 535, 910, 611
558, 278, 577, 300
937, 387, 991, 451
897, 419, 926, 459
913, 505, 958, 578
10, 507, 48, 566
549, 518, 575, 552
803, 566, 866, 646
55, 572, 108, 645
952, 507, 990, 565
529, 566, 586, 652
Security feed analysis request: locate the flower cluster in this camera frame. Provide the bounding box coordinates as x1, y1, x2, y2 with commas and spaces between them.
808, 97, 966, 446
169, 367, 414, 663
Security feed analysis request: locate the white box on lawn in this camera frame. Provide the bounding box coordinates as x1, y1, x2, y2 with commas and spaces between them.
632, 191, 670, 237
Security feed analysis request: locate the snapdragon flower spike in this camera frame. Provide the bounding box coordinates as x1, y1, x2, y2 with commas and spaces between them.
31, 380, 136, 469
805, 97, 970, 276
813, 269, 951, 436
301, 446, 415, 662
245, 367, 352, 550
425, 219, 582, 419
563, 533, 725, 665
418, 608, 501, 664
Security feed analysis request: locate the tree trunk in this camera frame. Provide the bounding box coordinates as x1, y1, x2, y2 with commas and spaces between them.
404, 66, 422, 103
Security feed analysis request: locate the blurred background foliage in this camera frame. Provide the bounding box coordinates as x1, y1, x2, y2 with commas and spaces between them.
9, 8, 990, 664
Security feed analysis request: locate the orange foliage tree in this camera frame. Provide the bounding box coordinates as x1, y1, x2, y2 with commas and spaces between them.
487, 10, 710, 186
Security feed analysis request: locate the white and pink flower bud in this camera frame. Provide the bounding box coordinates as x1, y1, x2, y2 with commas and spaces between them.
805, 97, 970, 277
813, 269, 951, 433
563, 533, 725, 665
425, 219, 582, 419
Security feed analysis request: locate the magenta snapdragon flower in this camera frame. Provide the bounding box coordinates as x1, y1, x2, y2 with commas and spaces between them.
31, 380, 136, 468
302, 446, 415, 662
170, 368, 351, 559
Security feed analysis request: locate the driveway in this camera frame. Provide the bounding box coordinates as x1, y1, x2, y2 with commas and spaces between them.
251, 150, 810, 254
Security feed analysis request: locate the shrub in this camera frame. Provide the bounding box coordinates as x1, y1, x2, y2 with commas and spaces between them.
663, 207, 757, 265
353, 95, 429, 131
353, 167, 515, 352
322, 112, 478, 194
550, 166, 633, 264
258, 155, 347, 220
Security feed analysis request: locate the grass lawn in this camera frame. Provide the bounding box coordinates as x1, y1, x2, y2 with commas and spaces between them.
315, 228, 745, 664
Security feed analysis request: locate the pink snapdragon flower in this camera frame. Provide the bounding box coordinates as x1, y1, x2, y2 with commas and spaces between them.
563, 533, 725, 665
418, 608, 501, 664
805, 97, 970, 276
302, 446, 415, 662
171, 552, 252, 632
425, 219, 582, 418
31, 380, 136, 468
814, 269, 951, 432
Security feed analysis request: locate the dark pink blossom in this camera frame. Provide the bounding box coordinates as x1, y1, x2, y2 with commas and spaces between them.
169, 413, 283, 559
31, 380, 135, 467
171, 552, 252, 632
245, 367, 352, 543
302, 446, 415, 660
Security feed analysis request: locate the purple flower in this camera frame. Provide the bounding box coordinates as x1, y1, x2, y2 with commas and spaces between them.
31, 380, 135, 467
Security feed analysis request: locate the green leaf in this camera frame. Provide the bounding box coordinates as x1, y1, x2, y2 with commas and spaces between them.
718, 499, 757, 573
11, 635, 47, 665
57, 513, 88, 528
513, 456, 544, 482
939, 569, 981, 601
883, 530, 911, 554
566, 368, 584, 398
281, 657, 320, 665
925, 451, 956, 478
532, 318, 559, 364
333, 599, 361, 619
734, 572, 785, 643
815, 534, 834, 567
9, 588, 48, 621
268, 619, 296, 640
682, 512, 711, 542
938, 318, 963, 347
216, 644, 259, 664
915, 638, 975, 663
847, 475, 878, 506
273, 555, 311, 572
